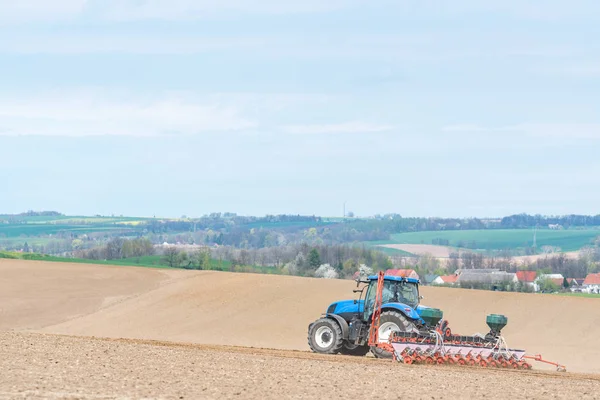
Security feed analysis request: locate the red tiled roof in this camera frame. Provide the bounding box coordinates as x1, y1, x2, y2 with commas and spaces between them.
584, 273, 600, 285
440, 275, 458, 284
516, 271, 536, 283
386, 269, 418, 278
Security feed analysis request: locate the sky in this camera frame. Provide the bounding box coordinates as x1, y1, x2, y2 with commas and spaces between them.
0, 0, 599, 218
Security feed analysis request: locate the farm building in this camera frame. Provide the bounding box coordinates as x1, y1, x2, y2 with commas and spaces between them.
423, 274, 444, 285
516, 271, 537, 289
567, 278, 585, 292
457, 271, 518, 286
439, 274, 459, 285
385, 269, 420, 280
568, 278, 585, 287
583, 273, 600, 294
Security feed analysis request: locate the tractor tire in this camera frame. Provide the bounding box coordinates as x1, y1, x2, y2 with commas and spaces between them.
308, 318, 344, 354
370, 311, 416, 359
339, 342, 370, 356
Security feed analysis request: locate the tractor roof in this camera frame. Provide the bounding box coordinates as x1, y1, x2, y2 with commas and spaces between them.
368, 275, 420, 284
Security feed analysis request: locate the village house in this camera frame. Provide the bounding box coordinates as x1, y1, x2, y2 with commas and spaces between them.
438, 274, 458, 285
567, 278, 585, 292
516, 271, 537, 290
583, 273, 600, 294
385, 269, 420, 280
424, 274, 444, 285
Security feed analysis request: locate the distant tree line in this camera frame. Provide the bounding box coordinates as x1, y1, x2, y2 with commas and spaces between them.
500, 213, 600, 229
75, 238, 155, 260
18, 210, 64, 217
210, 243, 393, 278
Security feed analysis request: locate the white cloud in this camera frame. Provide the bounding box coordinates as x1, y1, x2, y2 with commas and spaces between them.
0, 34, 265, 54
443, 123, 600, 139
283, 122, 394, 135
533, 62, 600, 78
0, 90, 256, 136
90, 0, 369, 21
0, 0, 86, 23
0, 0, 371, 24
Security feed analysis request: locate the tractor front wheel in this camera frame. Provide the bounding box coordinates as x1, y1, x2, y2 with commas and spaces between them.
371, 311, 415, 359
307, 318, 343, 354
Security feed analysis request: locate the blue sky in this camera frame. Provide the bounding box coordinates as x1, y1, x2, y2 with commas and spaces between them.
0, 1, 599, 218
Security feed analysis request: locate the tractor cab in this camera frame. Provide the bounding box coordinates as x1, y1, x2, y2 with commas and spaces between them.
361, 275, 422, 322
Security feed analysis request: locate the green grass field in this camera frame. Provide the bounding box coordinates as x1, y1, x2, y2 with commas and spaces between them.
0, 224, 135, 237
555, 292, 600, 298
362, 241, 416, 256
378, 228, 600, 252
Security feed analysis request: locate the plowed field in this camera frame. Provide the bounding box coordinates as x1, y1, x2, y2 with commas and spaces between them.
1, 259, 599, 399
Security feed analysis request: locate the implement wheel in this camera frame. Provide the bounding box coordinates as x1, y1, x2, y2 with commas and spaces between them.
308, 318, 343, 354
370, 311, 416, 359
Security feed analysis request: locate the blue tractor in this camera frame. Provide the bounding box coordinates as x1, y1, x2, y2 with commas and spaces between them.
307, 274, 431, 358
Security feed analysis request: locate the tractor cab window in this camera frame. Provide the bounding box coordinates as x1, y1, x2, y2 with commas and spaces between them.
365, 279, 419, 314
398, 281, 419, 309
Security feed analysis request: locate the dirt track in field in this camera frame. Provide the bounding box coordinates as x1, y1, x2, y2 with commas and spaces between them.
2, 259, 600, 398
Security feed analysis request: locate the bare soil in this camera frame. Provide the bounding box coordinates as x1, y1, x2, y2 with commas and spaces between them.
378, 244, 581, 265
1, 259, 600, 399
2, 332, 599, 400
378, 243, 454, 257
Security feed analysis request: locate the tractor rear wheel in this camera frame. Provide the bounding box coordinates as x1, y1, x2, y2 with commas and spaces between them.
371, 311, 416, 359
339, 342, 370, 356
308, 318, 343, 354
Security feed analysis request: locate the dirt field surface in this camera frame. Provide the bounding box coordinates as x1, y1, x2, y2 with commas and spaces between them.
2, 332, 600, 400
378, 243, 454, 257
378, 244, 580, 264
2, 259, 600, 398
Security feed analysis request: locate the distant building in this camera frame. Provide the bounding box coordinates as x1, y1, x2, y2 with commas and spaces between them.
516, 271, 537, 290
439, 274, 459, 285
424, 274, 444, 285
385, 269, 420, 281
583, 273, 600, 294
455, 268, 500, 275
457, 271, 518, 286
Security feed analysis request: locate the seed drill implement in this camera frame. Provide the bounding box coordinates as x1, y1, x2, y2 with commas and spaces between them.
308, 271, 566, 371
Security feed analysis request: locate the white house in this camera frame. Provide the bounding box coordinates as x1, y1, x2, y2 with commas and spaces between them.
583, 273, 600, 294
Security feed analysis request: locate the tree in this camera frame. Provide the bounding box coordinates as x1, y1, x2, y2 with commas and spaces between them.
562, 277, 570, 290
105, 238, 124, 260
193, 249, 211, 270
315, 264, 339, 279
71, 239, 83, 251
537, 277, 560, 293
162, 246, 181, 268
308, 248, 321, 270
23, 242, 30, 252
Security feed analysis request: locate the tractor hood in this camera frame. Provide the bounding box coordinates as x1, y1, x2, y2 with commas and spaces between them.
381, 302, 421, 320
326, 299, 363, 315
327, 300, 423, 322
